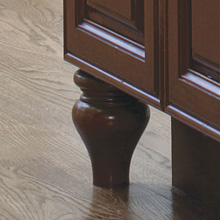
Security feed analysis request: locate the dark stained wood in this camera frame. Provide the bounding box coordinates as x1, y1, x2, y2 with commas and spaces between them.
64, 53, 161, 109
167, 0, 220, 139
86, 0, 145, 44
2, 0, 220, 219
72, 70, 150, 187
172, 118, 220, 211
65, 0, 159, 94
87, 0, 133, 19
192, 0, 219, 81
65, 0, 220, 210
65, 0, 220, 140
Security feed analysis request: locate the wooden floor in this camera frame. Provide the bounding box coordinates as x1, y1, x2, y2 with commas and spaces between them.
0, 0, 219, 219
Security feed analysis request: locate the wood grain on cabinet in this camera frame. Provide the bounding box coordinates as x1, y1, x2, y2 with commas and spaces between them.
86, 0, 144, 43
192, 0, 219, 82
64, 0, 220, 210
65, 0, 160, 99
167, 0, 220, 141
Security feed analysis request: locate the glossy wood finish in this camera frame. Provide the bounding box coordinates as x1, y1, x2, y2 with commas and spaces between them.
65, 0, 159, 94
86, 0, 145, 44
65, 0, 220, 140
192, 0, 219, 81
72, 70, 150, 187
172, 118, 220, 211
1, 0, 220, 218
167, 0, 220, 140
65, 0, 220, 209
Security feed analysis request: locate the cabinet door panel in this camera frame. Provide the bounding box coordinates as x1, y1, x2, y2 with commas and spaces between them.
192, 0, 219, 81
65, 0, 159, 96
86, 0, 144, 43
87, 0, 133, 20
168, 0, 220, 137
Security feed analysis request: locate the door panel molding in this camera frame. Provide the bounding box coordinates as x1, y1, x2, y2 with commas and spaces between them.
65, 0, 159, 95
168, 0, 220, 132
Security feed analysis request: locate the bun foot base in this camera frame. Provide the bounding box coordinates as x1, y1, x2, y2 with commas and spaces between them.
72, 70, 150, 188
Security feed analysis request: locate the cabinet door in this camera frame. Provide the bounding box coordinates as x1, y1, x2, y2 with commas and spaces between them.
168, 0, 220, 139
64, 0, 159, 101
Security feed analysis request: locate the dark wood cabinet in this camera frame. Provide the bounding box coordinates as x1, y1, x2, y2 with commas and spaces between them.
65, 0, 159, 102
167, 0, 220, 136
64, 0, 220, 209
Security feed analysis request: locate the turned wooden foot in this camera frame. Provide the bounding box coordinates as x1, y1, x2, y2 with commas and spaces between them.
72, 70, 150, 187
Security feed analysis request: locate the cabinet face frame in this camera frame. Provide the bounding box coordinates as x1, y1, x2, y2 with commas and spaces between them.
64, 0, 160, 97
167, 0, 220, 137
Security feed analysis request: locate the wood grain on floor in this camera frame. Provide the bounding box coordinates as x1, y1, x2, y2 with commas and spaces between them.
0, 0, 219, 219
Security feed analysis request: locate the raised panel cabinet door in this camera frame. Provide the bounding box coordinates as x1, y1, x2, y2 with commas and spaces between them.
87, 0, 133, 19
167, 0, 220, 140
86, 0, 144, 43
191, 0, 219, 81
64, 0, 160, 104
